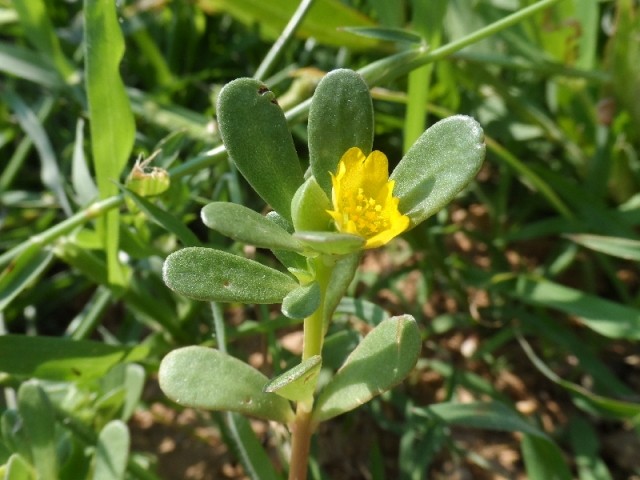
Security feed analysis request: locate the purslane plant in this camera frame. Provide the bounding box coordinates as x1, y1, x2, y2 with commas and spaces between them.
159, 69, 485, 479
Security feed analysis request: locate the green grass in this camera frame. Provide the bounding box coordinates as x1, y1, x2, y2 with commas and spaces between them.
1, 0, 639, 478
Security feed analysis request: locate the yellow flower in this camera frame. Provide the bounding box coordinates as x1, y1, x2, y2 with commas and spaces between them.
327, 147, 410, 249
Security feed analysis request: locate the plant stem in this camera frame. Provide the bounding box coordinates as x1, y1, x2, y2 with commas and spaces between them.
288, 404, 314, 480
288, 255, 335, 480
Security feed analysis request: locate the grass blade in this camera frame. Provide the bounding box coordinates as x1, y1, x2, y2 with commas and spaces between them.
84, 0, 135, 285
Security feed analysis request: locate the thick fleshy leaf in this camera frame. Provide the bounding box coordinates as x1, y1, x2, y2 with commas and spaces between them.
217, 78, 304, 221
159, 346, 294, 424
308, 69, 374, 194
313, 315, 421, 422
18, 382, 57, 480
202, 202, 303, 251
2, 454, 35, 480
293, 231, 365, 255
281, 282, 321, 319
163, 247, 297, 304
265, 211, 308, 271
391, 115, 485, 226
290, 177, 333, 232
322, 253, 361, 330
264, 355, 322, 402
93, 421, 129, 480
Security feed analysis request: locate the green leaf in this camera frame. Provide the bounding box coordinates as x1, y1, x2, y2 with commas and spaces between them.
1, 91, 72, 216
0, 41, 62, 88
512, 276, 640, 339
517, 332, 640, 419
1, 411, 30, 462
313, 315, 421, 422
265, 212, 309, 271
421, 401, 549, 440
163, 247, 298, 304
264, 355, 322, 402
93, 421, 129, 480
322, 253, 361, 330
0, 243, 53, 312
12, 0, 75, 81
340, 26, 424, 45
200, 0, 381, 51
159, 346, 294, 423
391, 115, 485, 226
120, 187, 200, 247
71, 119, 98, 205
522, 434, 573, 480
567, 233, 640, 261
3, 454, 36, 480
308, 69, 374, 194
290, 177, 333, 232
18, 382, 58, 480
568, 416, 613, 480
216, 78, 303, 221
202, 202, 303, 251
220, 413, 282, 480
0, 335, 149, 382
293, 231, 365, 255
281, 282, 321, 320
84, 0, 135, 285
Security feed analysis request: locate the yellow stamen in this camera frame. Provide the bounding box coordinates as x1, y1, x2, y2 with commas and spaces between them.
327, 147, 410, 249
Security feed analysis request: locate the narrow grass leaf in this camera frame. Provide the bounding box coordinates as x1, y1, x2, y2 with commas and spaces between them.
568, 416, 613, 480
12, 0, 75, 81
567, 233, 640, 261
340, 26, 423, 45
2, 91, 71, 215
0, 335, 149, 382
517, 333, 640, 419
93, 421, 129, 480
221, 413, 282, 480
200, 0, 381, 51
512, 276, 640, 339
120, 187, 200, 247
0, 244, 53, 312
84, 0, 135, 285
521, 434, 572, 480
71, 119, 98, 205
420, 401, 549, 440
0, 42, 62, 88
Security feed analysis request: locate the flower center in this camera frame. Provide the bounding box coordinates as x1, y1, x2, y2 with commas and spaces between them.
341, 188, 389, 237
